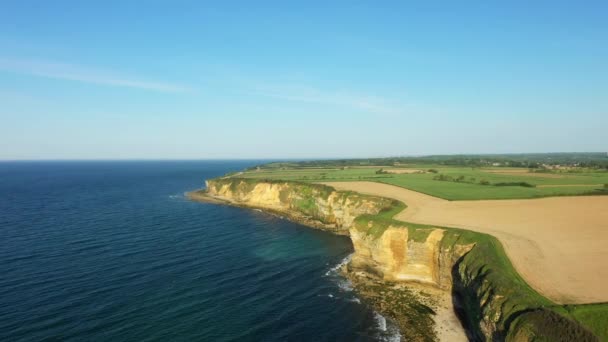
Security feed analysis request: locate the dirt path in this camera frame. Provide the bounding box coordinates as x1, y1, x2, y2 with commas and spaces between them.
322, 181, 608, 304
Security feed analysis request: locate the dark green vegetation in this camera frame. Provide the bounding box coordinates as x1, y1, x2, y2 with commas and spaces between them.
432, 174, 535, 187
507, 309, 599, 342
562, 304, 608, 340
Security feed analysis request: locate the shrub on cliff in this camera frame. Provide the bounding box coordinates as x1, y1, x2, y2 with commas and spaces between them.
508, 309, 598, 342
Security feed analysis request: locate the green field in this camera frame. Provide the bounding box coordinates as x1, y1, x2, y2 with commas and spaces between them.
237, 165, 608, 200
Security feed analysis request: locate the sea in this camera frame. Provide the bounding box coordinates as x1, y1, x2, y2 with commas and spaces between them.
0, 161, 401, 341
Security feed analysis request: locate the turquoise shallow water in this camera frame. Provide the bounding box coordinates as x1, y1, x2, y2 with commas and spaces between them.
0, 161, 398, 341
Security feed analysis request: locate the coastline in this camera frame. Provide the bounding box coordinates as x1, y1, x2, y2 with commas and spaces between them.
188, 188, 467, 341
189, 178, 604, 341
344, 269, 468, 342
186, 190, 350, 235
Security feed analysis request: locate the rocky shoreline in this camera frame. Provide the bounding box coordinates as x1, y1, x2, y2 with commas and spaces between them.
187, 190, 350, 235
344, 268, 468, 342
188, 188, 466, 341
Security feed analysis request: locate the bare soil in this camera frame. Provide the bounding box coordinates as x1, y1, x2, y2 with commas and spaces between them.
384, 169, 425, 174
323, 181, 608, 304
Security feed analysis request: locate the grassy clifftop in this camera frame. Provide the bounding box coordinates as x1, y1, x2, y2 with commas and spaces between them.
352, 211, 601, 340
199, 177, 604, 341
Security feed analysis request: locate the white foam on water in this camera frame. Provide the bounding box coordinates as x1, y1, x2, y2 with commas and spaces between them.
323, 253, 402, 340
374, 312, 387, 332
336, 278, 353, 292
383, 323, 402, 342
169, 194, 189, 202
324, 253, 353, 276
374, 312, 402, 342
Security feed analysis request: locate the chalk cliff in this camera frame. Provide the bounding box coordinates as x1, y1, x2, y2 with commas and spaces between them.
204, 178, 394, 234
201, 178, 475, 290
349, 224, 473, 289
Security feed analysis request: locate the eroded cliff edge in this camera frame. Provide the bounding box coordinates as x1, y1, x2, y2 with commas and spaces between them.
189, 178, 600, 342
198, 177, 394, 235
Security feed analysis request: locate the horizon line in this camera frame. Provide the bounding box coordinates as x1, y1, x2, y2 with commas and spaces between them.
1, 151, 606, 162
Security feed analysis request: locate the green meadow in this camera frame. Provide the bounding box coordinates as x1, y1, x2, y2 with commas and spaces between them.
237, 165, 608, 200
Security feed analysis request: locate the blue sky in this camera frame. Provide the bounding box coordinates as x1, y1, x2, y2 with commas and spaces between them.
1, 1, 606, 159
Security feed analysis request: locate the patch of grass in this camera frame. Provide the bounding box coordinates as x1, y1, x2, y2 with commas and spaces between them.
564, 303, 608, 340
354, 215, 393, 239
294, 197, 316, 213
353, 201, 442, 242
507, 309, 599, 342
376, 199, 406, 220
407, 228, 434, 242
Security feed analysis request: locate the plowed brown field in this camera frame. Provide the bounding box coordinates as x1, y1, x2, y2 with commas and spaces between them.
323, 181, 608, 304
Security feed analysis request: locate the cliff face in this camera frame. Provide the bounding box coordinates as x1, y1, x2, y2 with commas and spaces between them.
349, 224, 473, 289
205, 178, 393, 234
204, 178, 474, 288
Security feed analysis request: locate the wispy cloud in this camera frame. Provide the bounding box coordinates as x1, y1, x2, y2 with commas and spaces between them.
251, 83, 405, 116
0, 58, 190, 93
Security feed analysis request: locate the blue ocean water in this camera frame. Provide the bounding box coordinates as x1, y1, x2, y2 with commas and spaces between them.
0, 161, 398, 341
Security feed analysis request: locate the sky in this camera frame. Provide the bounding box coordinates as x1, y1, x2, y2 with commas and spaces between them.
0, 1, 606, 160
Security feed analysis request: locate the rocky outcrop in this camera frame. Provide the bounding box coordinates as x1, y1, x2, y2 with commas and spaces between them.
203, 178, 394, 234
199, 178, 477, 286
349, 224, 474, 289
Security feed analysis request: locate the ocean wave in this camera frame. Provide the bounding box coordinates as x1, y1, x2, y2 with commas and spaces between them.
324, 253, 353, 276
374, 312, 402, 342
336, 278, 353, 292
374, 312, 387, 332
